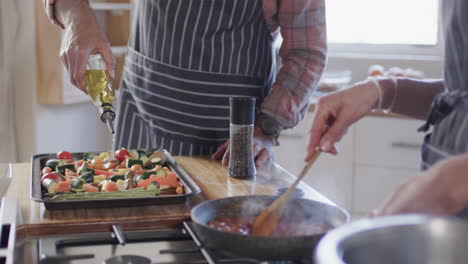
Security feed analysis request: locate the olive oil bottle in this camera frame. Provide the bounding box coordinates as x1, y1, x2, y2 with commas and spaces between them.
85, 54, 116, 135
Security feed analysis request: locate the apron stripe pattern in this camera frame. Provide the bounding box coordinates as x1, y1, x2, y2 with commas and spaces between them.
115, 0, 274, 156
420, 0, 468, 216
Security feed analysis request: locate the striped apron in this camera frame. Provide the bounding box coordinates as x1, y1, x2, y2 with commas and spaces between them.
418, 0, 468, 217
114, 0, 275, 155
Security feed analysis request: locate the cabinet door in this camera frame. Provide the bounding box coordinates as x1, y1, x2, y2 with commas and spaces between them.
275, 112, 354, 210
353, 165, 417, 214
355, 116, 424, 169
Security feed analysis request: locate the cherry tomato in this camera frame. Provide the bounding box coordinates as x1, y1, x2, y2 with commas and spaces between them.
115, 148, 131, 163
57, 151, 73, 160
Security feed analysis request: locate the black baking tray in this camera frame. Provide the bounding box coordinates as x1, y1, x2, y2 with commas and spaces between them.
30, 149, 202, 210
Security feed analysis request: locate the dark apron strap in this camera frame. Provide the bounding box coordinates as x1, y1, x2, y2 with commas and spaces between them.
418, 90, 468, 133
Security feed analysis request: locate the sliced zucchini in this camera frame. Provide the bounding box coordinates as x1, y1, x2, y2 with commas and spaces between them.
155, 169, 167, 177
42, 178, 58, 194
146, 181, 160, 194
151, 157, 162, 167
57, 164, 75, 175
126, 159, 143, 168
140, 155, 150, 168
45, 159, 63, 171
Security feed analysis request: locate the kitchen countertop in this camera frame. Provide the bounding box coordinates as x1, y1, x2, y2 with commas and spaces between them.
6, 156, 332, 238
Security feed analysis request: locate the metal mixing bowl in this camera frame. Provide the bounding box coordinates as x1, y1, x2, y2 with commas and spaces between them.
315, 215, 468, 264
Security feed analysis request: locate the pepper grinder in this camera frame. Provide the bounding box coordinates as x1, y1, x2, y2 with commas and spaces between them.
228, 97, 256, 179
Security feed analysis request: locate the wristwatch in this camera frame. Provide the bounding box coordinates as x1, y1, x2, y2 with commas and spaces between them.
259, 114, 283, 137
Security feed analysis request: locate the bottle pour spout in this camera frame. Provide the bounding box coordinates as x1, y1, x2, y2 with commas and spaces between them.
100, 103, 116, 135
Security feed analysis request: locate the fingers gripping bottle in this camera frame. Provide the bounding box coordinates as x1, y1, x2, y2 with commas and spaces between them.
84, 54, 116, 135
228, 97, 256, 179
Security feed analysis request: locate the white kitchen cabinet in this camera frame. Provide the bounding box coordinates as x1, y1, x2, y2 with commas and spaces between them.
353, 166, 418, 213
355, 116, 425, 169
274, 112, 425, 217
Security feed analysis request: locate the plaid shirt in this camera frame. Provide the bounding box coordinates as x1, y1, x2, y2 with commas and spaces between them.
261, 0, 327, 129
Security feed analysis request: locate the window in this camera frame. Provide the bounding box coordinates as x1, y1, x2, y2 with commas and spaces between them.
326, 0, 441, 56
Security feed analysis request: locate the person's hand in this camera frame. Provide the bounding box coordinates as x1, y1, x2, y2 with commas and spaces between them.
56, 0, 114, 93
370, 155, 468, 217
305, 79, 381, 161
212, 126, 277, 167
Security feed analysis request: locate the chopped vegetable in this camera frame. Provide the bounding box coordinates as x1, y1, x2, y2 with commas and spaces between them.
176, 186, 184, 194
42, 178, 58, 194
109, 174, 125, 182
42, 167, 52, 175
83, 184, 99, 193
57, 151, 73, 161
151, 157, 162, 167
142, 171, 154, 180
126, 159, 143, 168
102, 181, 119, 192
71, 178, 86, 189
115, 148, 131, 163
93, 175, 107, 185
50, 187, 160, 200
41, 149, 185, 200
55, 181, 71, 193
94, 169, 115, 177
83, 152, 98, 161
90, 158, 104, 170
57, 164, 75, 175
146, 181, 160, 194
155, 169, 167, 177
77, 162, 94, 175
129, 150, 139, 160
130, 164, 143, 172
78, 171, 94, 183
41, 172, 60, 183
45, 159, 63, 171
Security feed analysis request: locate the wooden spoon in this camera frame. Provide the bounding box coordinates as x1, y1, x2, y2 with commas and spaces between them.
251, 151, 321, 236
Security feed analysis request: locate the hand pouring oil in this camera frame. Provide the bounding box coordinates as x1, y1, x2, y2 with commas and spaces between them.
85, 54, 116, 138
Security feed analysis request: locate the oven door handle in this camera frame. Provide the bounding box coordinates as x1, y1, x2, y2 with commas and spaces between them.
40, 254, 95, 264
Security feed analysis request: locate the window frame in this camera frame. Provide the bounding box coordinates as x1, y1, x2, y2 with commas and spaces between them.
326, 0, 443, 60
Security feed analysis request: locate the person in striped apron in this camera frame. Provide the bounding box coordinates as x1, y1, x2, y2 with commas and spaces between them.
45, 0, 326, 166
306, 0, 468, 217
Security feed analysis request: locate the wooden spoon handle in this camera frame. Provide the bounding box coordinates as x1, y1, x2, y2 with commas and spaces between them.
279, 151, 321, 202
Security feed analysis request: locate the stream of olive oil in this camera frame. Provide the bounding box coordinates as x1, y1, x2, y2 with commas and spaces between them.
84, 70, 115, 107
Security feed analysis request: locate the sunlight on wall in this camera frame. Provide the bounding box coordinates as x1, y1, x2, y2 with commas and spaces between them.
326, 0, 439, 45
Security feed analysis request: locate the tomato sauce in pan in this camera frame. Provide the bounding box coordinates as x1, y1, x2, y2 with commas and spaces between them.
207, 216, 332, 236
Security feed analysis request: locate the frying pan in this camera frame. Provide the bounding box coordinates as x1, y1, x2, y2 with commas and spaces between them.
191, 195, 349, 260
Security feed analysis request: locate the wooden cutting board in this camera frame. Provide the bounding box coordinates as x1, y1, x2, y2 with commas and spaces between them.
5, 156, 331, 237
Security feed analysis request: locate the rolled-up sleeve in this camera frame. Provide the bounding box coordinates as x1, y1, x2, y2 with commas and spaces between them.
261, 0, 327, 128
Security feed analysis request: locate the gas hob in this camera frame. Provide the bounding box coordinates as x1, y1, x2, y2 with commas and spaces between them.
37, 222, 312, 264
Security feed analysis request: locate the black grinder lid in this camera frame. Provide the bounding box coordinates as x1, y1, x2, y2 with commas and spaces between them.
230, 97, 256, 125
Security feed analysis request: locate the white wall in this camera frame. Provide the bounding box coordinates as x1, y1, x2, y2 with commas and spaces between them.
12, 0, 112, 162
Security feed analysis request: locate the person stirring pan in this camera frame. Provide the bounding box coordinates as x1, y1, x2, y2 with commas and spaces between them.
43, 0, 327, 167
306, 0, 468, 217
